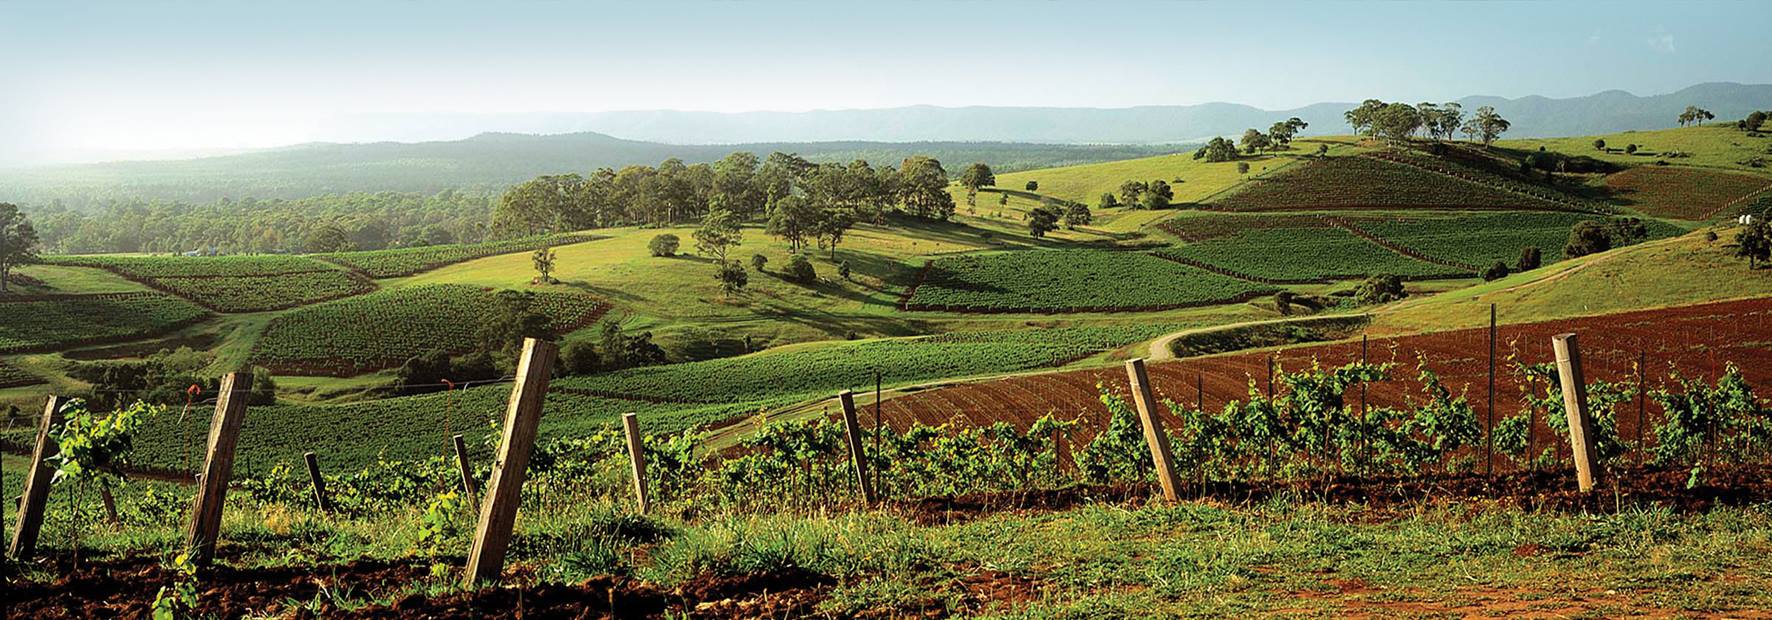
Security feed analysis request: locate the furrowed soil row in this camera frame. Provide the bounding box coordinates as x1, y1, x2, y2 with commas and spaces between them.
884, 298, 1772, 468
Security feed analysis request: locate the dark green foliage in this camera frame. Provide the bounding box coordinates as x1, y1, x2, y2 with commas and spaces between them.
1564, 220, 1612, 258
715, 261, 748, 294
1353, 275, 1407, 305
1193, 136, 1238, 162
560, 341, 601, 376
750, 253, 768, 273
784, 254, 817, 284
1481, 261, 1509, 281
394, 350, 500, 395
648, 234, 680, 257
1735, 220, 1770, 268
1516, 246, 1542, 271
1027, 206, 1061, 237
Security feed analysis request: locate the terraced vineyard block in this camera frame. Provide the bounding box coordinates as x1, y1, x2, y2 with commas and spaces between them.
251, 284, 609, 375
905, 250, 1275, 312
1211, 156, 1573, 212
1157, 227, 1468, 282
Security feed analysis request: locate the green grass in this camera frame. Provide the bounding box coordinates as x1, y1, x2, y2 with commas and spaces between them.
1211, 155, 1573, 212
319, 233, 602, 278
251, 284, 609, 376
987, 139, 1356, 208
6, 264, 155, 294
0, 293, 211, 353
906, 249, 1275, 312
555, 323, 1197, 406
1375, 227, 1772, 332
1501, 124, 1772, 175
1157, 227, 1467, 282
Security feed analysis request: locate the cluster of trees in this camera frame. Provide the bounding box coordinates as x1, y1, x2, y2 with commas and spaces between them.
1103, 179, 1175, 210
493, 151, 960, 239
64, 348, 277, 411
1564, 218, 1650, 259
1025, 200, 1092, 237
1345, 100, 1510, 146
1677, 105, 1715, 127
15, 191, 498, 256
1238, 117, 1310, 154
1, 203, 38, 292
1737, 110, 1769, 133
1737, 219, 1770, 269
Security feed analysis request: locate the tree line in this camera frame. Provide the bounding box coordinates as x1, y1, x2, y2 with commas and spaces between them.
1344, 100, 1510, 146
491, 152, 959, 240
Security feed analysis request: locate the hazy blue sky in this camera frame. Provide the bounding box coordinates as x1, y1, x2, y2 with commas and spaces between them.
2, 0, 1767, 162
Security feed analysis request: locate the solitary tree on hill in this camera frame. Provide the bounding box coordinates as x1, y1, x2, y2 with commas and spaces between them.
1461, 106, 1511, 148
1027, 205, 1061, 237
531, 246, 558, 284
1592, 138, 1607, 151
694, 208, 744, 264
0, 203, 39, 293
1737, 220, 1770, 269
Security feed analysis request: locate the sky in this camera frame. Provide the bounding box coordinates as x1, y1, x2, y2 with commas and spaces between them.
2, 0, 1768, 163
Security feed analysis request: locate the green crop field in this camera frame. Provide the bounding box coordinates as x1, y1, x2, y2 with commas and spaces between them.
1210, 155, 1572, 212
1356, 212, 1683, 268
905, 250, 1275, 312
1157, 226, 1469, 282
319, 233, 601, 278
1154, 212, 1332, 241
251, 284, 610, 375
40, 254, 376, 312
1602, 166, 1771, 220
0, 360, 42, 388
0, 293, 211, 353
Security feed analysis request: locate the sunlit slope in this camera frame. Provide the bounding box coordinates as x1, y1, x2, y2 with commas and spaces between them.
1373, 227, 1772, 333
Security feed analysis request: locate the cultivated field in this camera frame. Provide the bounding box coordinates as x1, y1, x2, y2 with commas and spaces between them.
904, 250, 1275, 312
1602, 165, 1771, 220
1210, 155, 1575, 212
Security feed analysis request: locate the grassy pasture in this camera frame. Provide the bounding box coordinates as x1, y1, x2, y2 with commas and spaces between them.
1602, 165, 1772, 220
1157, 227, 1467, 282
906, 249, 1275, 312
1501, 124, 1772, 175
319, 232, 601, 278
1374, 227, 1772, 333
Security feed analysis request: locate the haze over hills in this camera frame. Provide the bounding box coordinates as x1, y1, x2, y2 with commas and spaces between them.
1, 82, 1765, 204
239, 81, 1772, 145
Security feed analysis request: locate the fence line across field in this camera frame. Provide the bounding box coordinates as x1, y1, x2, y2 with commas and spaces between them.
4, 298, 1765, 577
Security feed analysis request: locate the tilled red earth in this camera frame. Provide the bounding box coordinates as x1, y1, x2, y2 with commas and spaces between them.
880, 298, 1772, 470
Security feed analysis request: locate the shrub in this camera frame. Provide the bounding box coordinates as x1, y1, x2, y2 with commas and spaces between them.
784, 254, 817, 284
1480, 261, 1509, 281
1353, 275, 1406, 305
1564, 220, 1611, 258
750, 254, 768, 273
648, 234, 680, 257
1024, 180, 1038, 191
838, 260, 851, 281
715, 261, 748, 294
561, 340, 601, 376
1516, 246, 1542, 271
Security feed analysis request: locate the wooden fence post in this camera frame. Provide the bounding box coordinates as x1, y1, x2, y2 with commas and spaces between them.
621, 413, 650, 514
100, 487, 121, 525
463, 338, 558, 586
8, 395, 66, 559
1125, 359, 1183, 502
838, 391, 877, 506
303, 452, 333, 514
185, 371, 252, 568
1552, 334, 1599, 492
452, 434, 478, 507
1487, 303, 1496, 476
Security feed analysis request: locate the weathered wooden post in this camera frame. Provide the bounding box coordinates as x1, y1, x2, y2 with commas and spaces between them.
837, 391, 877, 506
303, 452, 333, 514
185, 371, 252, 568
1124, 359, 1183, 502
99, 487, 121, 525
1552, 334, 1599, 492
451, 434, 478, 506
1487, 303, 1497, 476
9, 395, 66, 559
621, 413, 650, 514
463, 338, 558, 586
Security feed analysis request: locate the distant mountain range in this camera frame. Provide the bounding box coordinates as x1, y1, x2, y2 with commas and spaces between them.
3, 82, 1765, 204
330, 82, 1769, 144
